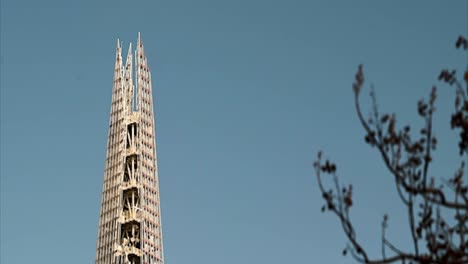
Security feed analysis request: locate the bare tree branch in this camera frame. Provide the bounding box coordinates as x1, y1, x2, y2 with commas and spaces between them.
314, 36, 468, 264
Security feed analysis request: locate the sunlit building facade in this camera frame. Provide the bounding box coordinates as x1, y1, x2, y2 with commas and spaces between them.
95, 34, 164, 264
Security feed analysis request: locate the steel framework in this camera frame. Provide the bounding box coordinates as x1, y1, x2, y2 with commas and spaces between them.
95, 33, 164, 264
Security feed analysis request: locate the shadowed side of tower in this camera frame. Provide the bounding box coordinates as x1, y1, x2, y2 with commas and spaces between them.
96, 34, 165, 264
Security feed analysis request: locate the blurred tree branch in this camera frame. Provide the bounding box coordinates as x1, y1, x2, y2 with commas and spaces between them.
314, 36, 468, 264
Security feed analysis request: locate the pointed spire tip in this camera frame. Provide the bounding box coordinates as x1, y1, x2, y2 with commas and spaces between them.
127, 42, 133, 58
137, 32, 144, 49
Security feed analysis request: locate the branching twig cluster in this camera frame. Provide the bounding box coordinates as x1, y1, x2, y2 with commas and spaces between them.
314, 36, 468, 264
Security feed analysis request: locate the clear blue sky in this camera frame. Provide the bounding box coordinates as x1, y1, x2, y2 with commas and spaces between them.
1, 1, 466, 263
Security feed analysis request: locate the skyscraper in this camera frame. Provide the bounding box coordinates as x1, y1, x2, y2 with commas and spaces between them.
95, 34, 164, 264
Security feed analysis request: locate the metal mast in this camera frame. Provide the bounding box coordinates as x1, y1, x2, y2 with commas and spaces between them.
96, 34, 165, 264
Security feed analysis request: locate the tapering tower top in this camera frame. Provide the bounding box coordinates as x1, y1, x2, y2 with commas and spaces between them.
96, 33, 164, 264
137, 32, 144, 56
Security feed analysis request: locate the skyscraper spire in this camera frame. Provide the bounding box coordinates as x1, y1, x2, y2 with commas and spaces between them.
137, 32, 141, 47
124, 43, 134, 114
114, 39, 122, 78
96, 34, 165, 264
